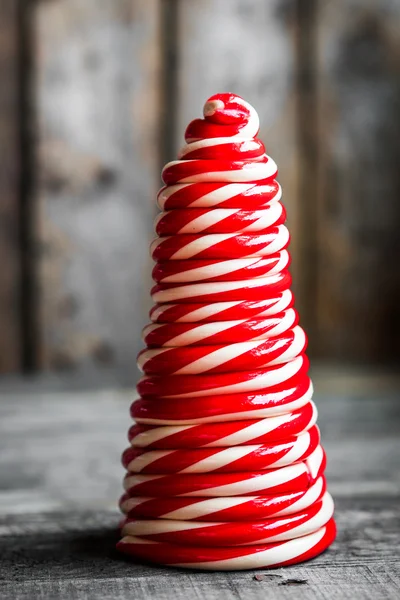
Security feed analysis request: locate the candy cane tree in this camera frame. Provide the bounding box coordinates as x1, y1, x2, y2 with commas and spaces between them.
118, 94, 336, 570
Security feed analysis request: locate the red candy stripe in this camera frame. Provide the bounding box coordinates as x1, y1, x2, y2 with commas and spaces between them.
154, 205, 286, 236
137, 355, 309, 399
152, 252, 290, 284
120, 476, 327, 521
132, 374, 313, 425
151, 271, 292, 304
157, 180, 282, 211
149, 293, 294, 323
123, 446, 326, 497
150, 227, 290, 261
122, 426, 320, 474
129, 401, 316, 448
185, 94, 260, 142
178, 138, 265, 160
117, 519, 336, 570
143, 309, 298, 347
137, 327, 306, 376
121, 493, 334, 546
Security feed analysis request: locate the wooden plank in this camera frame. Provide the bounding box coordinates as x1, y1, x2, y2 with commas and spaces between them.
0, 0, 21, 372
316, 0, 400, 361
295, 0, 319, 344
0, 382, 399, 598
0, 498, 399, 600
33, 0, 161, 378
175, 1, 304, 312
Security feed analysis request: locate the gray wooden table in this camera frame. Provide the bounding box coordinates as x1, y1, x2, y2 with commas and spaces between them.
0, 367, 399, 599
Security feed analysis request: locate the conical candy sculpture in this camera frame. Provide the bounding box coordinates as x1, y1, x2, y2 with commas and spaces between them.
117, 94, 336, 570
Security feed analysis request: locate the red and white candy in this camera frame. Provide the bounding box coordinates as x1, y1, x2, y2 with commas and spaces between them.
120, 476, 327, 521
118, 93, 335, 569
117, 519, 336, 570
121, 493, 334, 546
129, 400, 317, 445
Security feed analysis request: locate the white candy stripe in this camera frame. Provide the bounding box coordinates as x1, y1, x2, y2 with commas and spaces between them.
269, 431, 311, 468
150, 233, 234, 260
155, 203, 283, 235
193, 184, 254, 206
164, 326, 306, 375
132, 386, 314, 425
233, 98, 260, 139
162, 355, 307, 397
275, 476, 325, 516
160, 256, 286, 283
131, 424, 196, 447
227, 97, 260, 139
162, 496, 251, 520
181, 446, 261, 474
152, 272, 286, 303
126, 438, 314, 475
173, 526, 327, 570
119, 524, 329, 569
165, 156, 277, 184
131, 401, 317, 447
178, 136, 245, 157
177, 209, 240, 233
157, 183, 190, 208
240, 206, 284, 233
123, 519, 215, 534
171, 233, 236, 260
123, 461, 309, 497
260, 326, 306, 367
258, 493, 334, 543
252, 309, 296, 340
127, 449, 174, 471
143, 320, 243, 347
126, 430, 315, 474
151, 226, 289, 261
173, 340, 268, 375
121, 493, 334, 545
176, 301, 242, 322
306, 444, 324, 479
120, 477, 325, 521
183, 461, 309, 497
204, 402, 317, 446
138, 326, 304, 376
150, 292, 294, 323
144, 309, 296, 346
190, 182, 282, 208
197, 97, 260, 141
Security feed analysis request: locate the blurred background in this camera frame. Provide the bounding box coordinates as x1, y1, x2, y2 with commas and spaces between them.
1, 0, 400, 385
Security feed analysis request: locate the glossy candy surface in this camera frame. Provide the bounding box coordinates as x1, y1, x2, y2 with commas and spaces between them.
118, 93, 335, 569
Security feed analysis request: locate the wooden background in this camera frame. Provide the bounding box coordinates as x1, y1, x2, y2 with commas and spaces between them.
0, 0, 399, 380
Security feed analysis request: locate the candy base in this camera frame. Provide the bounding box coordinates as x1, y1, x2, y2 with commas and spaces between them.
117, 518, 336, 571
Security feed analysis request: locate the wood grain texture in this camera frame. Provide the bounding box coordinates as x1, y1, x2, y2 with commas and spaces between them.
33, 0, 161, 380
295, 0, 319, 342
316, 0, 400, 361
0, 0, 21, 372
0, 369, 399, 599
175, 1, 303, 299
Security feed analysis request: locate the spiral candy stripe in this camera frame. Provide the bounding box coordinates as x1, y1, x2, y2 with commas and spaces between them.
154, 204, 286, 236
118, 93, 335, 569
120, 476, 327, 521
117, 520, 336, 570
149, 293, 294, 323
121, 493, 334, 546
157, 181, 282, 210
129, 400, 317, 447
143, 308, 299, 346
122, 427, 320, 474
